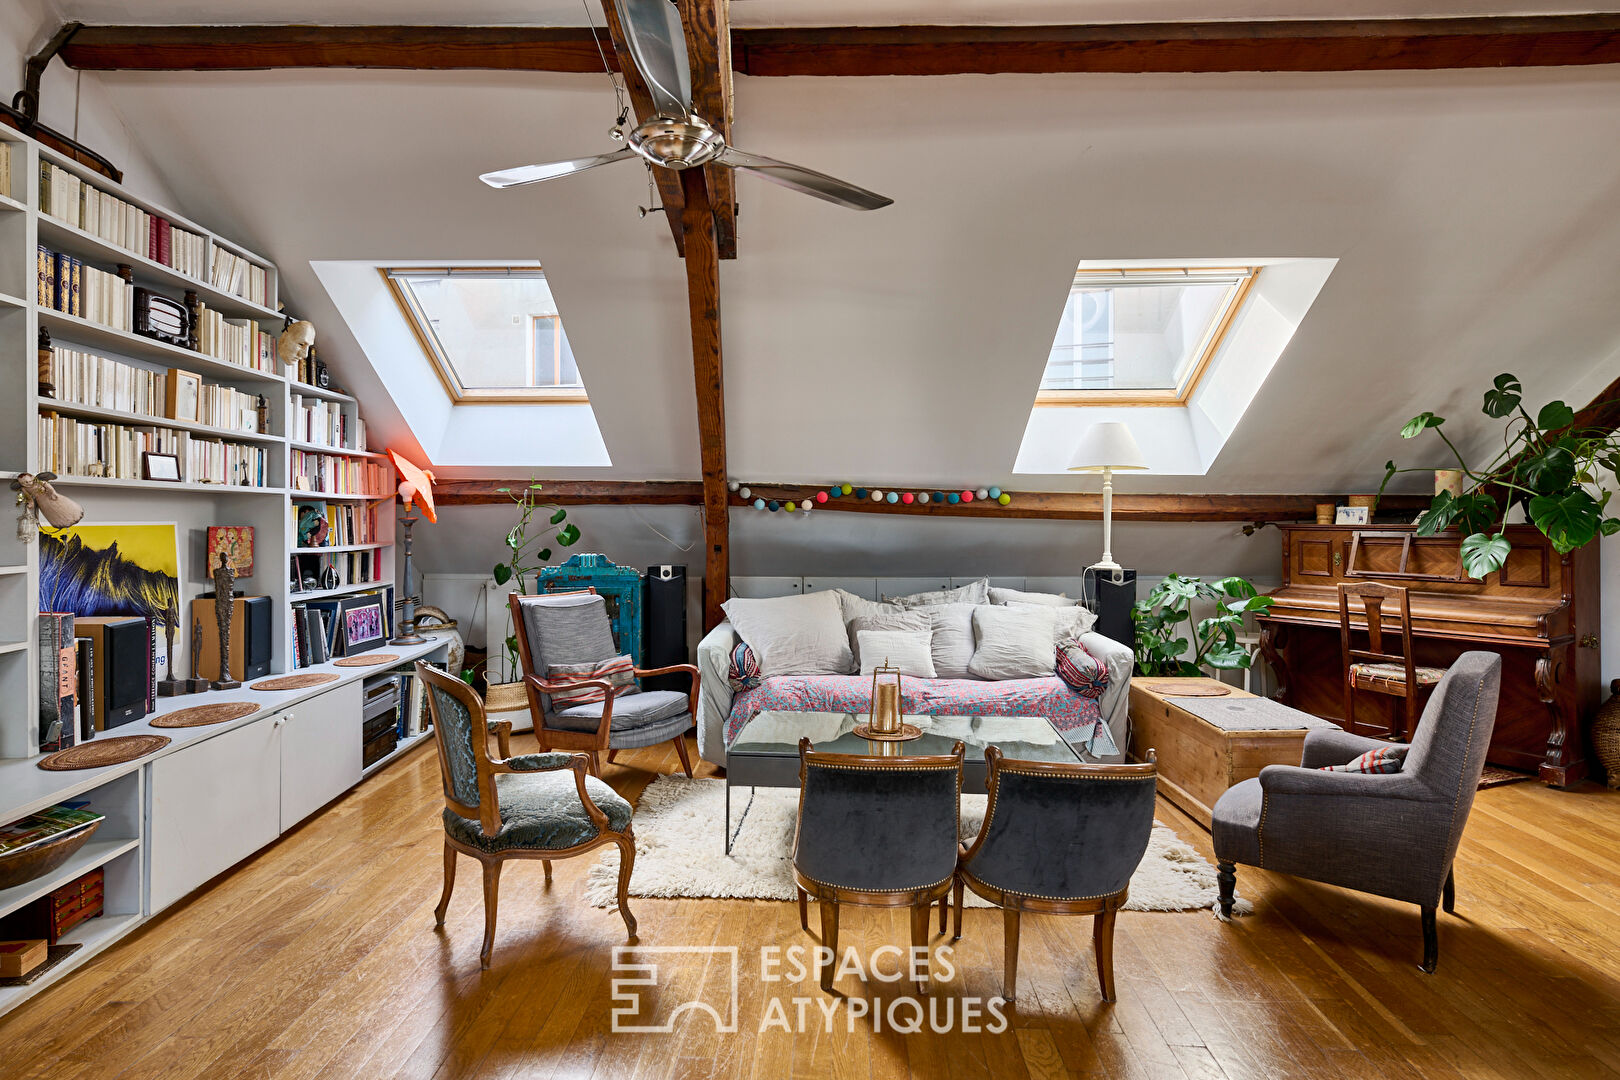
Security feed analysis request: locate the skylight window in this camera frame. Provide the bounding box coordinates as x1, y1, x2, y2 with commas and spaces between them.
1038, 267, 1255, 404
384, 267, 587, 403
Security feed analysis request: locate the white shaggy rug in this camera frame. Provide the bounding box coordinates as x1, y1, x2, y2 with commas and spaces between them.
583, 776, 1250, 916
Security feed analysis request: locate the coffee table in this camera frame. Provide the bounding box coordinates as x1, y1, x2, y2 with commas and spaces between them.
722, 711, 1082, 853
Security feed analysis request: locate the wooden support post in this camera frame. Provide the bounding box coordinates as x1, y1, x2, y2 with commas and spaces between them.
679, 167, 730, 630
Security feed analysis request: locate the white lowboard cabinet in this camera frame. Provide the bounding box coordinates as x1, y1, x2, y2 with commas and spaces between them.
279, 681, 363, 831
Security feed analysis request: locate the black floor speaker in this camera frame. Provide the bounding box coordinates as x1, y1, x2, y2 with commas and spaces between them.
642, 565, 688, 692
1085, 567, 1138, 651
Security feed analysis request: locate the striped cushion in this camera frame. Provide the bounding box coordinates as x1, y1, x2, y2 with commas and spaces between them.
1349, 662, 1446, 693
546, 655, 638, 707
1054, 638, 1109, 698
1320, 745, 1407, 774
728, 642, 762, 692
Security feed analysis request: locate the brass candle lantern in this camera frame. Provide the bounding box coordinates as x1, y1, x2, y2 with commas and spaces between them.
854, 660, 922, 742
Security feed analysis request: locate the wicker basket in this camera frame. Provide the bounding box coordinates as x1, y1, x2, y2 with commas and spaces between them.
1595, 679, 1620, 790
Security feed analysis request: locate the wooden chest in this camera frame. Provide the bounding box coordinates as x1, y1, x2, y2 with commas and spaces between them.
1128, 680, 1318, 829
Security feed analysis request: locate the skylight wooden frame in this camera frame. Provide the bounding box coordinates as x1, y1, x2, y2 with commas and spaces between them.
381, 267, 589, 405
1034, 267, 1258, 407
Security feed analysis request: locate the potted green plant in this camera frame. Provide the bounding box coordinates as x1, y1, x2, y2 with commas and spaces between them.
1131, 574, 1274, 677
485, 483, 581, 708
1377, 373, 1620, 579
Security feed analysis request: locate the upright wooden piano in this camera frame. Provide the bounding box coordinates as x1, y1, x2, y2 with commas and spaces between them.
1257, 523, 1600, 787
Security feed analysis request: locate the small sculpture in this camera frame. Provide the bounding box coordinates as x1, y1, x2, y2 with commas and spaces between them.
211, 550, 241, 690
11, 471, 84, 543
188, 613, 210, 693
276, 320, 316, 373
157, 599, 184, 697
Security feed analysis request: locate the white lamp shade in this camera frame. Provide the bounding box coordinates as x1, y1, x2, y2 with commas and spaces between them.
1067, 421, 1147, 473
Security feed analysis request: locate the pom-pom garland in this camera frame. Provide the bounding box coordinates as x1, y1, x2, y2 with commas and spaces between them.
737, 482, 1014, 513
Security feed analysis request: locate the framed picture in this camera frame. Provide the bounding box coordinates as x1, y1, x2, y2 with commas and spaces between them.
142, 452, 182, 482
207, 525, 255, 576
1335, 505, 1371, 526
166, 368, 201, 423
337, 596, 386, 654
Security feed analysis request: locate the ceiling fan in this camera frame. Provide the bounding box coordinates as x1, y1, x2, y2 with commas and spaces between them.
478, 0, 892, 211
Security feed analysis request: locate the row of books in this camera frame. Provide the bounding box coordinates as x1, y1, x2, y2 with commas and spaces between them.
38, 611, 169, 751
296, 500, 381, 546
289, 586, 395, 667
289, 393, 362, 449
0, 141, 11, 199
195, 302, 278, 372
290, 450, 391, 496
38, 245, 131, 331
38, 412, 272, 487
46, 346, 266, 434
209, 246, 270, 306
40, 160, 214, 282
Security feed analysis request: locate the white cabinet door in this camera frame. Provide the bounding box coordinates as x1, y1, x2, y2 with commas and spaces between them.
148, 716, 281, 914
279, 680, 363, 831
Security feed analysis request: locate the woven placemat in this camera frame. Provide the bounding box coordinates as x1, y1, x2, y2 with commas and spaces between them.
150, 701, 260, 728
39, 734, 172, 771
333, 653, 400, 668
252, 672, 340, 691
1136, 678, 1234, 697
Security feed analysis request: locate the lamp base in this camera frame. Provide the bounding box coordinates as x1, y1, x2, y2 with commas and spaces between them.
1086, 557, 1129, 584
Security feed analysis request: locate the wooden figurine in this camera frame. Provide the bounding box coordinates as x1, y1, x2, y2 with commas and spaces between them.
188, 613, 209, 693
211, 551, 241, 690
157, 600, 184, 697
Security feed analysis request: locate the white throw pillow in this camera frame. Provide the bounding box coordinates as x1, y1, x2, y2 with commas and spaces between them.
886, 578, 989, 609
721, 590, 855, 676
832, 588, 900, 624
968, 606, 1058, 680
848, 611, 931, 667
856, 629, 937, 679
924, 603, 976, 679
1009, 601, 1098, 642
990, 586, 1079, 607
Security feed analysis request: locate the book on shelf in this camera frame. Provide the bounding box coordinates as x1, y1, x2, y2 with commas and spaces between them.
43, 346, 266, 433
0, 140, 11, 199
75, 636, 95, 743
37, 612, 77, 753
292, 500, 379, 547
38, 411, 271, 487
289, 451, 390, 497
39, 160, 214, 280
37, 244, 128, 330
289, 393, 352, 448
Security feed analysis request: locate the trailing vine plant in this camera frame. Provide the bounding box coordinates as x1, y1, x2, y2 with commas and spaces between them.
490, 482, 582, 676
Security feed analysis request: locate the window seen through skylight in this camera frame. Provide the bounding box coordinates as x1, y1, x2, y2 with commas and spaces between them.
1039, 268, 1254, 402
385, 268, 586, 403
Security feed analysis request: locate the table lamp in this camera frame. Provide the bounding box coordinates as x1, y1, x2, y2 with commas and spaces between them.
1067, 421, 1146, 582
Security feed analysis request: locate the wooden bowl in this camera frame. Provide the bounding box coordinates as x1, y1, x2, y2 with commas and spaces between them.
0, 819, 102, 891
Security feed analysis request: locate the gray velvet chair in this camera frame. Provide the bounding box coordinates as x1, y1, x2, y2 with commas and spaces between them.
1211, 650, 1502, 973
950, 748, 1158, 1003
510, 589, 696, 777
792, 737, 965, 994
418, 662, 637, 969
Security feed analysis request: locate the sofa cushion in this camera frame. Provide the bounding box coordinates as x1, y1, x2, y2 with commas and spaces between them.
923, 603, 976, 680
989, 586, 1079, 607
848, 610, 931, 665
1055, 638, 1109, 698
443, 767, 631, 853
969, 606, 1058, 680
721, 589, 854, 676
832, 589, 900, 624
1009, 601, 1097, 641
856, 629, 937, 678
517, 592, 617, 670
552, 689, 691, 732
886, 578, 989, 609
727, 642, 762, 692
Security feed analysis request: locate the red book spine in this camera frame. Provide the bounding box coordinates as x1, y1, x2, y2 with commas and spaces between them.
157, 218, 171, 266
149, 215, 159, 261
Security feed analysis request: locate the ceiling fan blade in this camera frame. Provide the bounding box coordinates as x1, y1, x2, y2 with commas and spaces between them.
716, 146, 893, 211
611, 0, 693, 120
479, 148, 636, 189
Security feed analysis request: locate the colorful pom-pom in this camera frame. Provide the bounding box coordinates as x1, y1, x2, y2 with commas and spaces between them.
800, 503, 812, 514
855, 488, 867, 499
738, 486, 751, 500
816, 491, 828, 503
768, 500, 780, 512
961, 490, 974, 502
885, 491, 899, 504
901, 492, 914, 504
841, 484, 853, 495
786, 501, 796, 512
947, 492, 961, 504
933, 491, 945, 502
975, 488, 989, 500
727, 480, 739, 492
918, 492, 930, 505
988, 487, 1002, 499
753, 498, 765, 510
998, 493, 1011, 505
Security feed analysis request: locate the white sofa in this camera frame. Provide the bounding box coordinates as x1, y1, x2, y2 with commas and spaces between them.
695, 620, 1135, 768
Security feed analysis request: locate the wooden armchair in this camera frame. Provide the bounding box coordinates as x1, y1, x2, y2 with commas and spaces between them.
509, 589, 697, 777
418, 662, 637, 969
1339, 581, 1448, 740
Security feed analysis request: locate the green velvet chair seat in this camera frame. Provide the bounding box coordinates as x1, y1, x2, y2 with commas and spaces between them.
443, 764, 633, 854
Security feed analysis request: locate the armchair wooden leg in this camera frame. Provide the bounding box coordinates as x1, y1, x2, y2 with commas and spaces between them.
672, 734, 694, 778
818, 900, 839, 992
1420, 905, 1438, 973
1002, 907, 1021, 1003
588, 751, 602, 777
938, 891, 947, 935
797, 887, 808, 932
910, 902, 932, 995
434, 839, 456, 927
542, 860, 552, 885
614, 834, 638, 943
1217, 860, 1236, 919
952, 876, 964, 942
1094, 907, 1118, 1002
479, 858, 503, 969
607, 749, 619, 764
1443, 868, 1456, 915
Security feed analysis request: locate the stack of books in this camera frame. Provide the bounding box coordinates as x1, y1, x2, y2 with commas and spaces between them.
290, 393, 351, 447
39, 160, 210, 278
290, 451, 390, 496
209, 246, 269, 306
37, 412, 271, 487
37, 245, 130, 330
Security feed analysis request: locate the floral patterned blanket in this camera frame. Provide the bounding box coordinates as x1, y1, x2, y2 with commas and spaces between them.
725, 675, 1117, 756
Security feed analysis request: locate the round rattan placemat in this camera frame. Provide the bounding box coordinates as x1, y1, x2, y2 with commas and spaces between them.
251, 672, 341, 691
39, 734, 172, 771
1135, 678, 1234, 697
332, 653, 400, 668
149, 702, 260, 728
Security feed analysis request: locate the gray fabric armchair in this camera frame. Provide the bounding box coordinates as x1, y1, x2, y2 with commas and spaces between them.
1211, 650, 1502, 973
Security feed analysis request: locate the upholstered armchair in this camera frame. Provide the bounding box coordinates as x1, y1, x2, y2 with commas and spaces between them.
509, 589, 697, 777
950, 748, 1158, 1002
1211, 651, 1502, 973
792, 737, 965, 994
418, 662, 637, 969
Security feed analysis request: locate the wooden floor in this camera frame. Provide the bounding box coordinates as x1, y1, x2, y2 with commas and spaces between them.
2, 733, 1619, 1080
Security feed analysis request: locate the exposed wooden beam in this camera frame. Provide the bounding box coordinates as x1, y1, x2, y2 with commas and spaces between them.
732, 16, 1620, 76
680, 167, 731, 630
60, 16, 1620, 77
431, 479, 703, 506
1569, 371, 1620, 437
598, 4, 686, 257
679, 0, 737, 260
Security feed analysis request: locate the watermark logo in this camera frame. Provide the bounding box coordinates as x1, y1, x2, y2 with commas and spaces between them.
611, 946, 740, 1034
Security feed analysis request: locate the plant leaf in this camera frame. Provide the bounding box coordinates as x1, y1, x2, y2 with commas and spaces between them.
1536, 400, 1575, 432
1529, 490, 1602, 554
491, 564, 512, 586
1414, 490, 1459, 536
557, 523, 581, 546
1401, 412, 1444, 438
550, 508, 568, 525
1215, 576, 1258, 599
1601, 517, 1620, 537
1482, 374, 1522, 419
538, 547, 552, 561
1204, 645, 1253, 669
1519, 445, 1576, 495
1460, 532, 1511, 579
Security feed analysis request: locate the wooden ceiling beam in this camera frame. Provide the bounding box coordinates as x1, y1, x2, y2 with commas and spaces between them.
598, 4, 686, 257
58, 16, 1620, 77
679, 167, 731, 630
431, 479, 703, 506
679, 0, 737, 259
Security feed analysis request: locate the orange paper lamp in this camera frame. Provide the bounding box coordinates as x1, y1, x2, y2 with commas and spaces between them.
387, 449, 438, 524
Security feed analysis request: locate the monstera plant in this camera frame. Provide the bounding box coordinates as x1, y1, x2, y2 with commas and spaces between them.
1131, 574, 1274, 677
1377, 373, 1620, 579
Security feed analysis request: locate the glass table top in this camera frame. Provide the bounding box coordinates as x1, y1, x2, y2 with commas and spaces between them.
729, 711, 1081, 763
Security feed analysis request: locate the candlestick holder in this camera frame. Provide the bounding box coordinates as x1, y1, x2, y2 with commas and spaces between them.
854, 661, 922, 742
